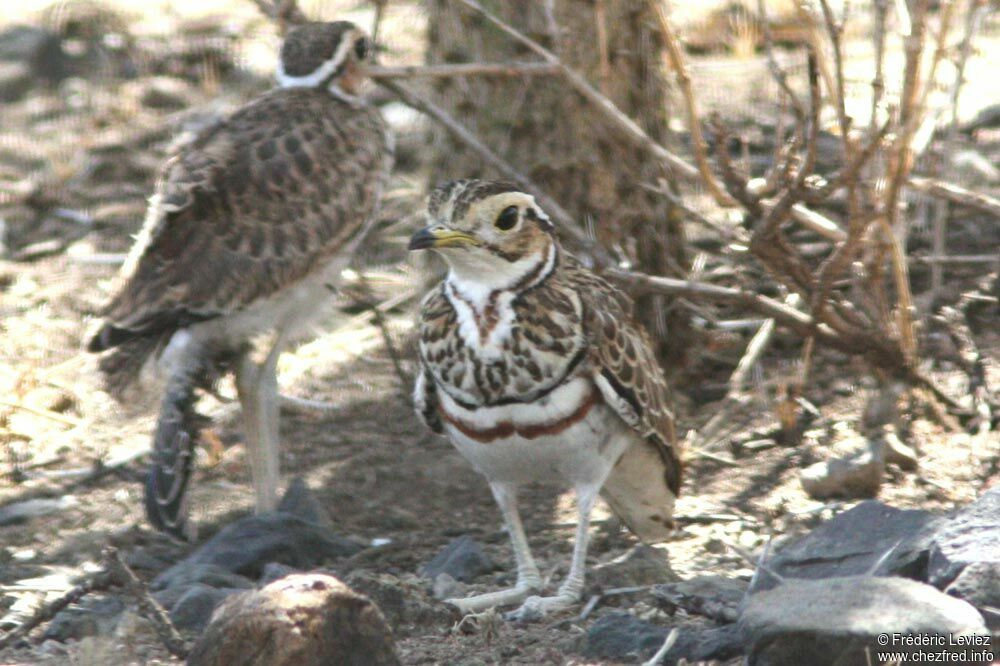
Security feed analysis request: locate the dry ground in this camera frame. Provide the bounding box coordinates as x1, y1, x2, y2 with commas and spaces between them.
1, 1, 998, 664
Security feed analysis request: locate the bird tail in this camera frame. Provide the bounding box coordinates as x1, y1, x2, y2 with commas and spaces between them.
144, 355, 206, 540
601, 437, 681, 543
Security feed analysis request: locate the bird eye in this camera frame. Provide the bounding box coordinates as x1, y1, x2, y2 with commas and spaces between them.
354, 37, 370, 60
495, 206, 519, 231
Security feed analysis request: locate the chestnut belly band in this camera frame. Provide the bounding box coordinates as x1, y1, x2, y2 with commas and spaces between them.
439, 387, 599, 444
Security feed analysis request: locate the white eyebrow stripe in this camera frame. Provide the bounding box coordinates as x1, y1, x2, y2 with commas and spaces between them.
276, 31, 355, 88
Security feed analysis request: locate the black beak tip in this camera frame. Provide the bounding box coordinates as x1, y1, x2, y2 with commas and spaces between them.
408, 229, 433, 251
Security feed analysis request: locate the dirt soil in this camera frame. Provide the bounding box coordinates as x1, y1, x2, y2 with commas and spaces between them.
1, 2, 998, 665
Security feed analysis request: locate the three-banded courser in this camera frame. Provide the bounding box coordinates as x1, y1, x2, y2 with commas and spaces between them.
88, 21, 392, 538
410, 180, 681, 620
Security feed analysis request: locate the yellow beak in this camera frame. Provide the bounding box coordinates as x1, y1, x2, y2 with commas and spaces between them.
408, 226, 480, 251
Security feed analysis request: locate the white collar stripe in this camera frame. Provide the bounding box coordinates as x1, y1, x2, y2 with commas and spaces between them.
276, 36, 353, 88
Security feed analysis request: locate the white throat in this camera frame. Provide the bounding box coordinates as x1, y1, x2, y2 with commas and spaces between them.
444, 243, 557, 358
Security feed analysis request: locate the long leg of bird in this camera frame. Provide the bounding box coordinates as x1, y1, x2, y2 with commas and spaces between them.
507, 484, 600, 622
446, 482, 542, 614
235, 337, 283, 513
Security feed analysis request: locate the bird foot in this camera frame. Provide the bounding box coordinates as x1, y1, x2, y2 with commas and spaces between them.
445, 582, 541, 615
504, 593, 578, 622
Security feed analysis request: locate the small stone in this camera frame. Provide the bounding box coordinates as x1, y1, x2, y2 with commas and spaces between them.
432, 572, 462, 600
583, 612, 668, 661
740, 577, 987, 665
136, 76, 192, 110
0, 496, 78, 526
945, 562, 1000, 630
928, 487, 1000, 588
187, 573, 400, 666
169, 584, 243, 632
0, 25, 66, 79
420, 536, 495, 583
589, 545, 678, 592
799, 451, 884, 499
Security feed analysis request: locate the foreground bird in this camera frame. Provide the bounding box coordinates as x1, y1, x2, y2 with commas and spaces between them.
88, 21, 391, 538
410, 180, 682, 619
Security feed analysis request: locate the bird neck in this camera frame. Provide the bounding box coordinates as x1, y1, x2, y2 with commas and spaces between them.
446, 241, 558, 311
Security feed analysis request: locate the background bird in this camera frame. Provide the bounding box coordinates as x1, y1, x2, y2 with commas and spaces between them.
410, 179, 682, 620
88, 20, 392, 538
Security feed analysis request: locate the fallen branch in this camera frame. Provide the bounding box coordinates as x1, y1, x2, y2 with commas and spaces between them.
908, 176, 1000, 219
366, 62, 560, 79
0, 399, 82, 428
105, 548, 189, 660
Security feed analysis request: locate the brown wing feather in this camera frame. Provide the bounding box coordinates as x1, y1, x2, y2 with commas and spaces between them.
414, 284, 453, 432
563, 260, 683, 496
100, 87, 389, 336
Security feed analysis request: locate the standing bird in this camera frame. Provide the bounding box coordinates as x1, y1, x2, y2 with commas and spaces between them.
410, 180, 682, 620
88, 21, 392, 538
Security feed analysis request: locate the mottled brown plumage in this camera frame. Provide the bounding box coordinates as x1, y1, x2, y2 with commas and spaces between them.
410, 179, 681, 619
88, 21, 391, 537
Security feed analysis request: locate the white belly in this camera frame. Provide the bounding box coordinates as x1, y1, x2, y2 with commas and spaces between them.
439, 377, 634, 487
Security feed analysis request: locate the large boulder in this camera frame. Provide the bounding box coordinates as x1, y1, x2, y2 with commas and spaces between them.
741, 577, 988, 665
187, 573, 400, 666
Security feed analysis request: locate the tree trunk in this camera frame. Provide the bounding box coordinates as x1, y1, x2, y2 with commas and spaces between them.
425, 0, 690, 367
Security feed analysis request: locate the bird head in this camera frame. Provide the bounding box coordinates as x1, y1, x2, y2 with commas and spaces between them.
277, 21, 372, 95
409, 180, 557, 291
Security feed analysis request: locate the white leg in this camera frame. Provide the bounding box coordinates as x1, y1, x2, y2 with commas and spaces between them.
446, 482, 542, 614
507, 485, 600, 622
235, 338, 283, 513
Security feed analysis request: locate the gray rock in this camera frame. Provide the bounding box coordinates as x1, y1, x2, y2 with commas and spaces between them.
346, 570, 455, 635
124, 548, 169, 573
136, 76, 192, 110
740, 577, 988, 666
0, 25, 66, 80
799, 450, 884, 499
187, 573, 400, 666
150, 563, 254, 592
0, 496, 78, 526
432, 572, 462, 600
589, 545, 678, 592
277, 477, 334, 530
584, 613, 742, 663
928, 487, 1000, 587
0, 62, 31, 102
420, 536, 495, 583
153, 513, 362, 589
945, 562, 1000, 630
43, 596, 124, 642
583, 612, 668, 661
169, 584, 243, 632
766, 500, 944, 589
